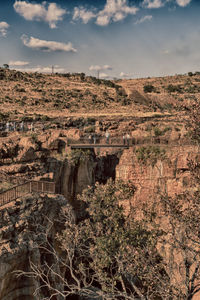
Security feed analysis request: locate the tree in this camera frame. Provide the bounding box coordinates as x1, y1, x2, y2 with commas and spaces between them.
2, 63, 9, 69
158, 188, 200, 299
16, 180, 170, 299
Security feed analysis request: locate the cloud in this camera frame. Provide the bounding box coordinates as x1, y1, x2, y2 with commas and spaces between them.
9, 60, 29, 66
0, 22, 9, 37
89, 65, 112, 71
73, 0, 138, 26
134, 15, 152, 24
120, 72, 131, 77
21, 35, 77, 52
103, 65, 112, 70
99, 72, 109, 79
89, 65, 102, 71
73, 7, 96, 24
142, 0, 164, 9
96, 0, 138, 26
13, 1, 66, 28
176, 0, 191, 7
15, 65, 65, 73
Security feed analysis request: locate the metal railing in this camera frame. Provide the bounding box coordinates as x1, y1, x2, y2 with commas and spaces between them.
0, 180, 55, 207
67, 137, 130, 146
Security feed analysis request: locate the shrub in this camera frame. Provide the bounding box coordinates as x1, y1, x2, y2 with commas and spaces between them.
136, 146, 166, 166
188, 72, 193, 77
154, 127, 163, 136
143, 84, 156, 93
166, 84, 183, 93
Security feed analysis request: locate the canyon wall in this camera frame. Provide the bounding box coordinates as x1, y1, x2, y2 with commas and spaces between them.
0, 194, 67, 300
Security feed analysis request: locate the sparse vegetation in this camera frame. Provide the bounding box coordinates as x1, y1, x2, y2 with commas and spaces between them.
67, 149, 93, 165
166, 84, 183, 93
136, 145, 166, 166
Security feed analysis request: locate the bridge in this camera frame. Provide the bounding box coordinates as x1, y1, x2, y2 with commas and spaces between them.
70, 144, 129, 149
68, 136, 131, 149
0, 180, 55, 208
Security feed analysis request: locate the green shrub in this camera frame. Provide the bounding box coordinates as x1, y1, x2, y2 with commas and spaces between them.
166, 84, 183, 93
136, 146, 166, 166
154, 127, 163, 136
143, 84, 156, 93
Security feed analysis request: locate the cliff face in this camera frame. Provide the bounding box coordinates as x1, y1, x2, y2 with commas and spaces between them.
44, 144, 198, 212
116, 145, 199, 209
0, 194, 67, 300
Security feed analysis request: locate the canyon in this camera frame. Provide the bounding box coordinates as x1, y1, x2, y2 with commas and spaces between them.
0, 68, 199, 299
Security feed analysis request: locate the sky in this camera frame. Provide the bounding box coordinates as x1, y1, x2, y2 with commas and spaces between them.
0, 0, 199, 79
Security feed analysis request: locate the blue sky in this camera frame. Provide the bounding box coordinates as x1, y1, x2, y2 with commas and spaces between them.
0, 0, 199, 78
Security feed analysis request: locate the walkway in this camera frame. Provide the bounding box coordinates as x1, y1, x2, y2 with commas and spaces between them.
70, 144, 129, 149
0, 180, 55, 208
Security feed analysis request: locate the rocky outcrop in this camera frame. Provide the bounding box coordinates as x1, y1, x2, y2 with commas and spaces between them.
116, 145, 199, 210
0, 193, 68, 300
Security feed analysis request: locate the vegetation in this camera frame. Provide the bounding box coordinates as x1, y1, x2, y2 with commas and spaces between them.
154, 126, 172, 137
143, 84, 156, 93
66, 149, 93, 165
18, 180, 171, 299
0, 112, 9, 121
136, 145, 166, 166
166, 84, 183, 93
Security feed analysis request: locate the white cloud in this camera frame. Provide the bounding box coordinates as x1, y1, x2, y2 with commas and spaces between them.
176, 0, 191, 7
89, 65, 112, 71
103, 65, 112, 70
0, 22, 9, 37
9, 60, 29, 66
142, 0, 164, 9
96, 0, 138, 26
89, 65, 102, 71
13, 1, 66, 28
73, 7, 96, 24
99, 72, 109, 79
120, 72, 131, 77
15, 65, 65, 73
21, 35, 77, 52
73, 0, 138, 26
134, 15, 152, 24
45, 3, 66, 29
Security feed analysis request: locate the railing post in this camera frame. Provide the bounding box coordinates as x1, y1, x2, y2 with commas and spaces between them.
42, 182, 44, 193
30, 181, 32, 193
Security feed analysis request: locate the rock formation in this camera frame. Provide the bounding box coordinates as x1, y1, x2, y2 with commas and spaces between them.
0, 193, 68, 300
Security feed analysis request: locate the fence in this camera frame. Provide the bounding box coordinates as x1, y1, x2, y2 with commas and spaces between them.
0, 180, 55, 207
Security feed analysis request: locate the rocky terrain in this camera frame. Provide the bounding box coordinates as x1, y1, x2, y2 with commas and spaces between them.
0, 68, 200, 299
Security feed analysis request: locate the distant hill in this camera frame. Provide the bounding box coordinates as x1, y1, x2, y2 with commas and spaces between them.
0, 68, 199, 122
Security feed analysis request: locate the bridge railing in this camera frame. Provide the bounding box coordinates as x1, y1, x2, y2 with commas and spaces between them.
67, 136, 129, 145
0, 180, 55, 207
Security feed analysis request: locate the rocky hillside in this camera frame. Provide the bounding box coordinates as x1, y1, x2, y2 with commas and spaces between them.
1, 68, 199, 120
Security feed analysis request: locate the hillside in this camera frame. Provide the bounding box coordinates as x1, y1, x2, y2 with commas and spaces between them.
0, 68, 197, 143
1, 68, 199, 118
